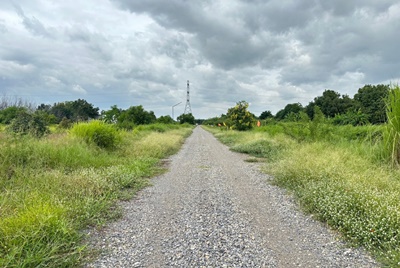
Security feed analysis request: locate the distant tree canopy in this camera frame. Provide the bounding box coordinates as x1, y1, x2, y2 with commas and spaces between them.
36, 99, 100, 123
263, 87, 388, 126
275, 103, 303, 121
312, 90, 354, 118
202, 114, 229, 126
354, 84, 389, 124
102, 105, 122, 124
259, 110, 273, 120
177, 113, 195, 124
157, 115, 175, 124
68, 99, 99, 121
118, 105, 156, 127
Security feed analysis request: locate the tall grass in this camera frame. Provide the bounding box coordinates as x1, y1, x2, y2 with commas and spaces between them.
383, 84, 400, 166
0, 123, 193, 267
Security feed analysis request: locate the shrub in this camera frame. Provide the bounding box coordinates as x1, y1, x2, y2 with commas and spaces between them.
7, 111, 49, 138
332, 110, 369, 126
59, 117, 73, 129
0, 106, 27, 124
70, 121, 121, 149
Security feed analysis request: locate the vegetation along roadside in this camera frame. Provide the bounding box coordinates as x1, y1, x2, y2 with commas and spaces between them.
0, 121, 193, 267
205, 85, 400, 267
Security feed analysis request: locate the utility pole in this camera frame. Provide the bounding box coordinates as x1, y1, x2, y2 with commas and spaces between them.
172, 102, 182, 121
183, 80, 192, 114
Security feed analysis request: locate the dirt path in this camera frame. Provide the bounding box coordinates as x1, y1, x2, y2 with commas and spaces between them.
86, 126, 378, 267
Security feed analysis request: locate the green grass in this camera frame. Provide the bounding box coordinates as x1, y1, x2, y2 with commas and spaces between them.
204, 123, 400, 266
383, 85, 400, 166
0, 123, 193, 267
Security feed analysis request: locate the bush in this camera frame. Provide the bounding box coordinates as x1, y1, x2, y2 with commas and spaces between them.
70, 121, 121, 149
58, 117, 73, 129
332, 110, 369, 126
7, 111, 49, 138
0, 106, 27, 124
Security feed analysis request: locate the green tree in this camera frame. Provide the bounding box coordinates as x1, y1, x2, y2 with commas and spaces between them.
354, 84, 389, 124
118, 105, 156, 126
0, 106, 27, 124
49, 99, 99, 123
34, 110, 57, 125
304, 101, 316, 119
157, 115, 175, 124
275, 103, 303, 121
313, 90, 354, 118
50, 102, 73, 123
259, 110, 273, 120
102, 105, 122, 123
7, 111, 49, 137
37, 103, 52, 112
227, 101, 255, 131
67, 99, 99, 121
177, 113, 195, 124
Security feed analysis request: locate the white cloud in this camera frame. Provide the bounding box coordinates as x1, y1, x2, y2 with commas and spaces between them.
72, 84, 87, 94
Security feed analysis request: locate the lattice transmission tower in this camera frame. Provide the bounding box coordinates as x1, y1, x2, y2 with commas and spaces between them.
183, 80, 192, 114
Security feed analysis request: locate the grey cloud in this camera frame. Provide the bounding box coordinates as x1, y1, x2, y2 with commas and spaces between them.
0, 21, 7, 33
65, 26, 92, 43
277, 1, 400, 85
13, 3, 52, 38
112, 0, 284, 69
237, 0, 319, 33
2, 48, 37, 66
150, 32, 190, 68
2, 0, 400, 119
319, 0, 396, 16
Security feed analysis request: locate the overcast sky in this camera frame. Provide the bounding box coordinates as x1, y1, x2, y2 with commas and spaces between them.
1, 1, 399, 119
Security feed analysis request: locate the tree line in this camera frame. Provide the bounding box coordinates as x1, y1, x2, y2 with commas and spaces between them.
0, 97, 195, 137
267, 84, 389, 125
0, 83, 390, 136
204, 84, 390, 128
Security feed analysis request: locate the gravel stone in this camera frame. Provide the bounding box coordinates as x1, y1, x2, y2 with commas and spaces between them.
85, 126, 379, 267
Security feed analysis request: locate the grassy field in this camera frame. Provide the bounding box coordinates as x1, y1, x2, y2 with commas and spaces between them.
0, 122, 193, 267
206, 123, 400, 266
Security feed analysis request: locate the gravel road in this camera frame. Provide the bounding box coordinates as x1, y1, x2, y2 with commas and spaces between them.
86, 126, 378, 267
